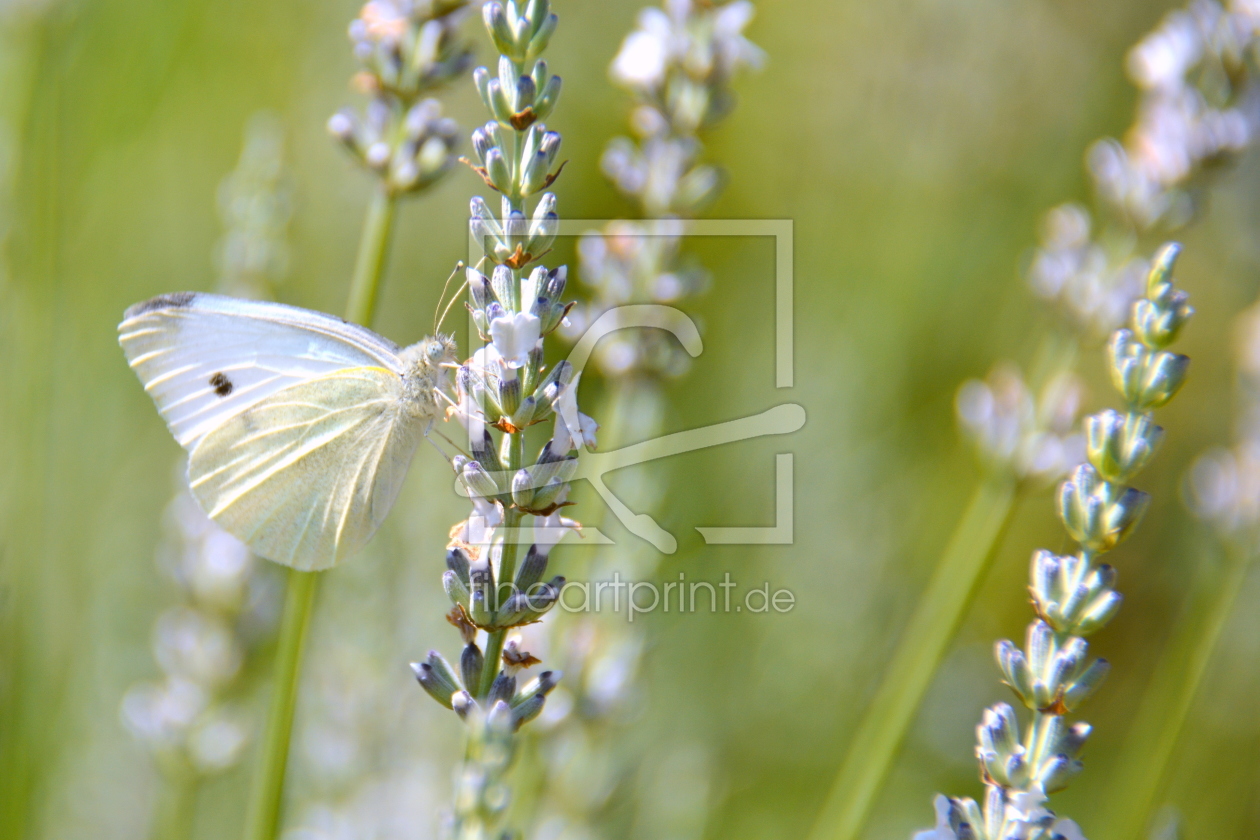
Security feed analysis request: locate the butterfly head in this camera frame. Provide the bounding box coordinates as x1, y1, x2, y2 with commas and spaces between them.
403, 334, 459, 372
400, 334, 459, 421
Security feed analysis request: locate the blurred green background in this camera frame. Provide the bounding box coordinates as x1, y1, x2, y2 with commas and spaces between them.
2, 0, 1259, 839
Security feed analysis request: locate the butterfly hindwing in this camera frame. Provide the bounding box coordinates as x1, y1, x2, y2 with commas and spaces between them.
119, 292, 405, 448
187, 367, 422, 571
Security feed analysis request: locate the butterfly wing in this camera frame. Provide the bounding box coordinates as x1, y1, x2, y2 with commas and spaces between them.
187, 367, 422, 571
119, 292, 405, 449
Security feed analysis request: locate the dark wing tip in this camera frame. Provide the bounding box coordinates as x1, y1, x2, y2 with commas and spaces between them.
123, 292, 198, 321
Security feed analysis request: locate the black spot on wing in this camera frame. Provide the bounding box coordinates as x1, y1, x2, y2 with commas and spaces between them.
209, 372, 234, 397
124, 292, 198, 319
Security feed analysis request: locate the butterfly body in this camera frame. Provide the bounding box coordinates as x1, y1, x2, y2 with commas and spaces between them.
120, 292, 455, 570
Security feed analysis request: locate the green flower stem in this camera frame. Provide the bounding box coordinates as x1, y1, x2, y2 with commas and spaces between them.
478, 511, 523, 699
242, 568, 319, 840
478, 629, 508, 700
153, 768, 197, 840
242, 183, 398, 840
345, 185, 397, 325
1102, 542, 1254, 840
807, 473, 1019, 840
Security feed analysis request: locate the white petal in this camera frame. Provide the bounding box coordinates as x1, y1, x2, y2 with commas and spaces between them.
640, 7, 673, 37
578, 410, 599, 450
1007, 785, 1050, 822
911, 795, 958, 840
532, 507, 577, 556
471, 344, 504, 375
489, 311, 541, 369
611, 30, 668, 88
556, 372, 584, 436
550, 418, 578, 453
715, 0, 754, 35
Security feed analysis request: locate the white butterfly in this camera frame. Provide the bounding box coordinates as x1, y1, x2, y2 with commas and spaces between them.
119, 292, 457, 571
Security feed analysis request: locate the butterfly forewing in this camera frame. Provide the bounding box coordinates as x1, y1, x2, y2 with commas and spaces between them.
119, 293, 405, 448
187, 367, 422, 571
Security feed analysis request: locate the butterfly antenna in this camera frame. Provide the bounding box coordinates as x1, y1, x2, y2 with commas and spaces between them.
433, 261, 467, 333
435, 262, 471, 334
428, 427, 470, 460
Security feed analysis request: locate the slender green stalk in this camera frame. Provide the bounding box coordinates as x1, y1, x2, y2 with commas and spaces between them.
241, 569, 318, 840
152, 769, 197, 840
345, 185, 396, 325
807, 473, 1018, 840
478, 628, 508, 700
479, 511, 524, 700
1102, 543, 1254, 840
241, 185, 397, 840
810, 326, 1079, 840
0, 21, 68, 840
